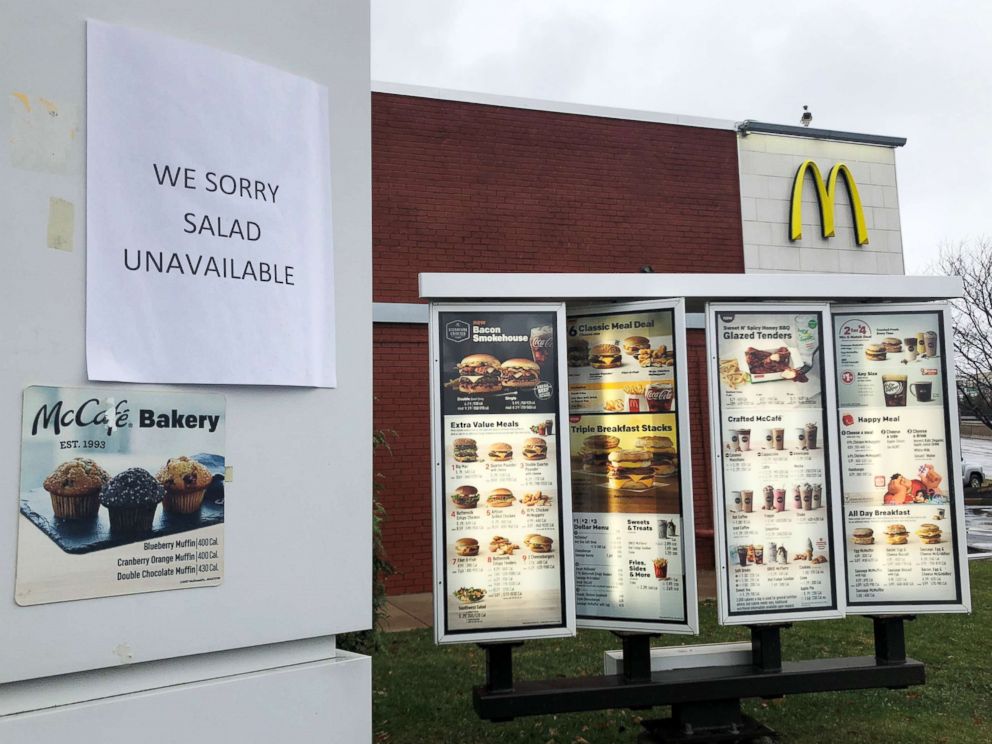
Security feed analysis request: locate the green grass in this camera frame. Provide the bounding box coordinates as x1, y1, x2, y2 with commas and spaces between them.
373, 560, 992, 743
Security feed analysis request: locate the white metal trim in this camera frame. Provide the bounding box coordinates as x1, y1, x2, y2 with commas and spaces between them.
372, 81, 738, 131
372, 302, 428, 324
420, 273, 963, 303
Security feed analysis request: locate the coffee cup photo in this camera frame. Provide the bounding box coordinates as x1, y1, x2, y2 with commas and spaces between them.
910, 381, 934, 402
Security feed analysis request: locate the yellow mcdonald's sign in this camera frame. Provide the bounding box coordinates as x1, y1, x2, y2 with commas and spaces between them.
790, 160, 869, 245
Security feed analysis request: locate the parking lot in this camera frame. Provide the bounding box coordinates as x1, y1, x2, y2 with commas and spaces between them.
962, 437, 992, 552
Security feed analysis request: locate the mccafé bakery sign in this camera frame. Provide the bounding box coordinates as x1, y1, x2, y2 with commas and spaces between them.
30, 397, 221, 436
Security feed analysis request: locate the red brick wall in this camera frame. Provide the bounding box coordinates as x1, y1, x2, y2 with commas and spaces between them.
374, 325, 434, 594
372, 92, 743, 593
373, 93, 744, 304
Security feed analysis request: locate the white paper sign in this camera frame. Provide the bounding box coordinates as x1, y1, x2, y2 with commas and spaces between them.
86, 21, 336, 386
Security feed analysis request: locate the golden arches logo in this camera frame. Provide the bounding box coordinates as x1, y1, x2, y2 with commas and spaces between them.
790, 160, 869, 246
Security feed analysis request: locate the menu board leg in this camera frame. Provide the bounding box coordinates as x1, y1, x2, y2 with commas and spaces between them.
613, 631, 658, 683
749, 624, 787, 673
871, 616, 912, 665
481, 641, 522, 695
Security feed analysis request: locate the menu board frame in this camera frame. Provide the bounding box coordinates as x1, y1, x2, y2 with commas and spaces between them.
832, 302, 971, 615
566, 299, 698, 634
707, 303, 846, 625
429, 302, 576, 645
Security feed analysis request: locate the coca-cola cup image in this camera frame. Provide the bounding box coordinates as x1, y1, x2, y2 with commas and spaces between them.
646, 382, 674, 412
529, 325, 554, 377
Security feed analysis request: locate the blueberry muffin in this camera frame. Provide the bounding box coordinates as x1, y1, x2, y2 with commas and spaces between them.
100, 468, 164, 534
156, 456, 213, 514
43, 458, 109, 519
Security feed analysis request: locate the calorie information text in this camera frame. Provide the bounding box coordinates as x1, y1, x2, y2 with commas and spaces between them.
713, 309, 839, 617
833, 309, 963, 607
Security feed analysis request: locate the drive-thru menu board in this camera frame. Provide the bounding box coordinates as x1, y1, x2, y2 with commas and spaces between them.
567, 301, 697, 633
708, 304, 844, 624
833, 303, 971, 613
430, 304, 575, 644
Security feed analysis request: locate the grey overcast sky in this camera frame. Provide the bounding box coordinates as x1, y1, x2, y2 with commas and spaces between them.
372, 0, 991, 273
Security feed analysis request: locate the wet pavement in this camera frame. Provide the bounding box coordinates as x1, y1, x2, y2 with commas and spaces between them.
962, 437, 992, 553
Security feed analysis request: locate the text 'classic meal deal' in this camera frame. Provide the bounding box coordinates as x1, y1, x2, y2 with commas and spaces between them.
709, 305, 843, 624
833, 305, 969, 612
431, 306, 574, 642
16, 386, 225, 606
566, 302, 697, 633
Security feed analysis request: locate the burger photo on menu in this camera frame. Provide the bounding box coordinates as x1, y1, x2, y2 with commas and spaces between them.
451, 485, 480, 509
579, 434, 620, 473
457, 354, 503, 394
522, 437, 548, 461
500, 358, 541, 389
851, 528, 875, 545
486, 488, 516, 508
454, 537, 480, 556
915, 523, 943, 544
589, 344, 623, 369
637, 435, 678, 476
622, 336, 651, 357
524, 533, 554, 554
607, 449, 655, 491
453, 438, 478, 463
884, 524, 910, 545
488, 442, 513, 462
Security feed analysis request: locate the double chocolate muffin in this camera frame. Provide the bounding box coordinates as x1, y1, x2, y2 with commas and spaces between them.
100, 468, 164, 534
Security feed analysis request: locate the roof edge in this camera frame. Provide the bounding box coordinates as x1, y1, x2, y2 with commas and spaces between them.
372, 80, 739, 131
738, 120, 907, 148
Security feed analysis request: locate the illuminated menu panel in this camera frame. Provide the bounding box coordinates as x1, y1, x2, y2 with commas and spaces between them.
833, 304, 969, 613
566, 302, 697, 633
431, 305, 574, 643
709, 304, 843, 624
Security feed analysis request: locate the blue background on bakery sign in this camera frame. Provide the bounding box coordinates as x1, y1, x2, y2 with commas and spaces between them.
446, 320, 471, 343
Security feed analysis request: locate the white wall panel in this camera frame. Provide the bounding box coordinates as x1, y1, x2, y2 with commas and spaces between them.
0, 0, 371, 684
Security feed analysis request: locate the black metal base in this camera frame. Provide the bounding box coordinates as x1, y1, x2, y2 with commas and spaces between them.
473, 617, 923, 743
638, 711, 775, 743
473, 655, 925, 721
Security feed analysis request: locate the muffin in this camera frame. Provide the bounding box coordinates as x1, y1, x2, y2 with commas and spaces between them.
43, 457, 109, 519
156, 456, 213, 514
100, 468, 164, 534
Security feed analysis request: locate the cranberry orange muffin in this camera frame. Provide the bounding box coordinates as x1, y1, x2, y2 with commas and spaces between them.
156, 456, 213, 514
